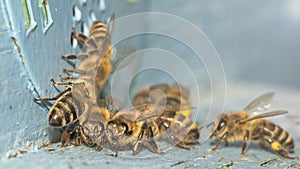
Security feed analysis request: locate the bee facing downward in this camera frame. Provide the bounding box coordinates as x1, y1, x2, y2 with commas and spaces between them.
210, 92, 299, 159
33, 14, 115, 147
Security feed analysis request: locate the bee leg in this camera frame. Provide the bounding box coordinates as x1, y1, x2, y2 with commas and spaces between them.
33, 87, 71, 102
225, 140, 229, 147
72, 27, 88, 45
61, 123, 79, 147
74, 127, 82, 146
212, 132, 229, 151
92, 145, 102, 151
133, 130, 144, 155
267, 139, 300, 160
61, 54, 88, 60
61, 130, 71, 148
175, 142, 192, 150
108, 144, 118, 157
165, 128, 191, 150
63, 68, 86, 75
50, 78, 73, 87
144, 127, 164, 154
276, 149, 299, 160
241, 130, 250, 155
60, 53, 88, 69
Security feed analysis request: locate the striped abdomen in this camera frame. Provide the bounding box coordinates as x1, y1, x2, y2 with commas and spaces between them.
132, 84, 192, 117
158, 111, 199, 144
48, 88, 87, 128
75, 21, 113, 96
251, 119, 295, 153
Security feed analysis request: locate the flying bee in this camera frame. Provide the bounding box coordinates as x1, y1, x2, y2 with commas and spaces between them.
209, 92, 299, 159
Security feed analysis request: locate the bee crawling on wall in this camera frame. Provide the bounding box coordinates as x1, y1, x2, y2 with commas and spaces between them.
209, 92, 299, 160
33, 14, 116, 147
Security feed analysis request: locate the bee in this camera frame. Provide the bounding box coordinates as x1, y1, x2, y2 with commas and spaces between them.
209, 92, 299, 159
66, 92, 198, 156
132, 83, 200, 148
72, 96, 123, 150
132, 83, 191, 117
61, 13, 115, 97
104, 104, 166, 156
98, 84, 199, 155
70, 104, 110, 150
34, 14, 115, 147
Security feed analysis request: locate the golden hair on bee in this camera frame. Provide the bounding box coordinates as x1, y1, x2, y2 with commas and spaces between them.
131, 84, 200, 150
132, 83, 192, 117
210, 92, 298, 160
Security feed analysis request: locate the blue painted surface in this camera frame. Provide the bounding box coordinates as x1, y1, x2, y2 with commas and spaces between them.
0, 0, 299, 168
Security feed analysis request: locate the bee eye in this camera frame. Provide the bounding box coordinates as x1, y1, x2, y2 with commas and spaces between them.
217, 120, 226, 131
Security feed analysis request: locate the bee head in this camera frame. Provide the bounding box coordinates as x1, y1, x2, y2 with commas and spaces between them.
210, 114, 228, 138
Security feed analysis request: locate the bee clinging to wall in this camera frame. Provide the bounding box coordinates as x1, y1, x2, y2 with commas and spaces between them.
33, 14, 116, 147
209, 92, 298, 159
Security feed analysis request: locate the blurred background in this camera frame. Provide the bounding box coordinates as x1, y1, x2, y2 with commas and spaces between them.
0, 0, 299, 167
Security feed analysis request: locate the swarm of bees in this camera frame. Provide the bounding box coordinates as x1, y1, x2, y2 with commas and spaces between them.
33, 13, 298, 159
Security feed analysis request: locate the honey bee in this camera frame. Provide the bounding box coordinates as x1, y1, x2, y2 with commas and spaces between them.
132, 83, 191, 117
34, 14, 115, 147
132, 83, 200, 148
64, 92, 198, 156
72, 96, 122, 150
71, 104, 110, 150
61, 13, 115, 97
209, 92, 299, 159
104, 104, 199, 156
97, 84, 199, 155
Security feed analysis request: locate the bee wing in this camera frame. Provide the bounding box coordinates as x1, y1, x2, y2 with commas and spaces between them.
132, 103, 195, 122
243, 92, 274, 116
238, 110, 288, 124
111, 46, 137, 73
107, 13, 115, 34
97, 96, 123, 115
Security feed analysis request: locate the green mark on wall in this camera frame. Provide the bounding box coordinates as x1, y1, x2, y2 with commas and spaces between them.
38, 0, 53, 33
21, 0, 37, 36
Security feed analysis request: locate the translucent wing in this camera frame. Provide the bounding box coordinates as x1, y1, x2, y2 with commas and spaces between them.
243, 92, 274, 116
107, 13, 115, 33
97, 96, 123, 115
238, 110, 288, 124
121, 103, 195, 123
111, 46, 137, 72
